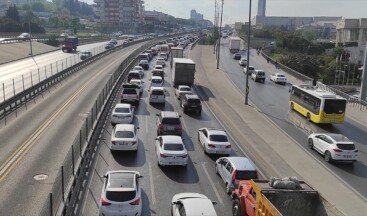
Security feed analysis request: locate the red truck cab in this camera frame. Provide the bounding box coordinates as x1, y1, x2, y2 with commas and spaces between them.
232, 180, 257, 216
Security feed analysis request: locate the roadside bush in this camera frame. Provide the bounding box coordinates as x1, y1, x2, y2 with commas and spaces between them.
45, 35, 60, 47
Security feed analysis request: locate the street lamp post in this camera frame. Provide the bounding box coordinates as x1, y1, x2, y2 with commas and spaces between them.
213, 0, 217, 53
216, 0, 224, 69
28, 14, 33, 55
244, 0, 252, 105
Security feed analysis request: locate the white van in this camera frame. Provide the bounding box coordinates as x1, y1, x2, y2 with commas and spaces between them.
149, 87, 165, 104
150, 76, 164, 87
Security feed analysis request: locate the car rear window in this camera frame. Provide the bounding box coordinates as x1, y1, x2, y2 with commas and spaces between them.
236, 170, 258, 180
187, 99, 201, 105
115, 108, 130, 113
115, 131, 134, 138
123, 89, 137, 94
257, 72, 265, 76
164, 143, 184, 151
336, 144, 355, 150
106, 191, 136, 202
151, 90, 164, 95
209, 135, 228, 142
181, 87, 191, 91
152, 79, 162, 83
249, 67, 254, 70
162, 117, 180, 124
277, 74, 285, 77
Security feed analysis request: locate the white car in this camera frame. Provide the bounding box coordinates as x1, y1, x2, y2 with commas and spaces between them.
238, 58, 247, 66
159, 52, 168, 61
110, 124, 139, 151
243, 66, 255, 75
156, 58, 166, 66
198, 128, 231, 155
110, 103, 134, 124
175, 85, 192, 100
171, 193, 217, 216
133, 65, 144, 77
100, 171, 142, 216
148, 87, 165, 104
154, 64, 164, 71
129, 79, 143, 95
270, 73, 287, 85
307, 133, 358, 163
150, 76, 164, 87
155, 135, 188, 167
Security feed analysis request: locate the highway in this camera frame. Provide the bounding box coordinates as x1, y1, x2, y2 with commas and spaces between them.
0, 39, 123, 102
0, 41, 150, 216
217, 38, 367, 198
81, 46, 259, 216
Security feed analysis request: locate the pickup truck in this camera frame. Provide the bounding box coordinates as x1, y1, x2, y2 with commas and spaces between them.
231, 178, 344, 216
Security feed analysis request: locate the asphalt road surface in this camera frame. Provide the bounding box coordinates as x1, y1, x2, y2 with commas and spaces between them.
217, 38, 367, 199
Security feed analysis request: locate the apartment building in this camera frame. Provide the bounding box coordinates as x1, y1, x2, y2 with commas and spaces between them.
94, 0, 144, 33
336, 18, 367, 63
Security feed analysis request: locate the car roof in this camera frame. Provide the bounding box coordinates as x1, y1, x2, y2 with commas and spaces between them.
161, 135, 183, 143
157, 58, 165, 60
179, 85, 191, 88
115, 103, 131, 108
115, 124, 135, 131
129, 70, 140, 74
255, 70, 265, 72
206, 128, 226, 136
130, 79, 142, 83
107, 171, 137, 189
151, 76, 163, 79
274, 73, 285, 76
161, 111, 180, 118
323, 133, 352, 142
134, 65, 143, 68
224, 157, 256, 170
150, 86, 164, 91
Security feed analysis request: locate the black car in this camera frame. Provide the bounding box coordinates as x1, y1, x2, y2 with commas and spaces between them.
180, 94, 202, 114
139, 60, 149, 70
80, 51, 92, 60
156, 111, 182, 136
233, 53, 241, 60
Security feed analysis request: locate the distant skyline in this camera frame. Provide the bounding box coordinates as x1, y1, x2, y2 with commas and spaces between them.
82, 0, 367, 24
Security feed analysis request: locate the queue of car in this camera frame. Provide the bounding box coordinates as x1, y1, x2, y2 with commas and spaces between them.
100, 34, 259, 216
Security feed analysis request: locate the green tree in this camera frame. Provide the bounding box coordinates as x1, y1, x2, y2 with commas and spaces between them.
6, 4, 20, 22
49, 16, 60, 28
45, 35, 60, 47
31, 2, 45, 12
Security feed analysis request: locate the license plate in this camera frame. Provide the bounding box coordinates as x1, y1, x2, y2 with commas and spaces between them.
217, 151, 225, 154
343, 155, 352, 158
166, 127, 174, 131
191, 105, 197, 107
120, 142, 128, 145
152, 96, 157, 99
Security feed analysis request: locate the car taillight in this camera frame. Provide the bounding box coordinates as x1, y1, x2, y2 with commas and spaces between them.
159, 123, 163, 129
198, 102, 202, 106
136, 94, 139, 99
160, 153, 167, 158
130, 197, 140, 205
208, 144, 216, 148
225, 145, 231, 149
132, 141, 137, 145
178, 124, 182, 130
232, 170, 237, 184
354, 149, 358, 152
333, 148, 343, 152
179, 154, 188, 158
111, 141, 116, 145
101, 197, 111, 206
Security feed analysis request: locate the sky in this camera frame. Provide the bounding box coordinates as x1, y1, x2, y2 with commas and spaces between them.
83, 0, 367, 25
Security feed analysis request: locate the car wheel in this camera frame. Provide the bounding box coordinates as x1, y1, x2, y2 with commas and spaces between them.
198, 132, 200, 143
157, 130, 160, 136
232, 199, 242, 216
306, 113, 311, 122
226, 183, 232, 195
324, 151, 333, 163
308, 138, 314, 149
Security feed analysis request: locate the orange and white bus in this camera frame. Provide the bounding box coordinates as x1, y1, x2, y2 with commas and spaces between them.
289, 84, 347, 124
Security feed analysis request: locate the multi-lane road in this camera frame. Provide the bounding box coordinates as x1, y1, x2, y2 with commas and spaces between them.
218, 38, 367, 198
0, 36, 366, 216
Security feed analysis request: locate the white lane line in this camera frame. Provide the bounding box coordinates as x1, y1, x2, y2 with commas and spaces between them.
201, 163, 223, 205
145, 115, 148, 132
148, 162, 156, 206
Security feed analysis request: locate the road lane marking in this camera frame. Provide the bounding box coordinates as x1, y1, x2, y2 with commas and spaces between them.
0, 50, 134, 182
148, 163, 156, 206
201, 163, 223, 205
145, 115, 148, 132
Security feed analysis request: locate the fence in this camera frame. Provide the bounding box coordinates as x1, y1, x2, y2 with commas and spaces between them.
37, 32, 193, 216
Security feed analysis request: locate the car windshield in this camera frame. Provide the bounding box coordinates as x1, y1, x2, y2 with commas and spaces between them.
236, 171, 258, 180
336, 144, 356, 150
164, 143, 184, 151
209, 135, 228, 142
115, 131, 134, 138
258, 72, 265, 75
152, 79, 162, 83
115, 108, 130, 113
106, 191, 136, 202
277, 74, 285, 77
323, 99, 346, 114
187, 99, 200, 105
162, 117, 180, 124
151, 90, 164, 95
181, 87, 191, 91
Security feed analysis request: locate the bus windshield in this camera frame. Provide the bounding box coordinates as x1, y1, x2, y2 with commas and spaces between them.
323, 99, 346, 114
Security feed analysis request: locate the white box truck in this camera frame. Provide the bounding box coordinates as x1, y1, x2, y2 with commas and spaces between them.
170, 47, 184, 68
172, 58, 195, 88
229, 37, 241, 53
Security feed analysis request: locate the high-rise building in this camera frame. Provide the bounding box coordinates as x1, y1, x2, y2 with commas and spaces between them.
190, 9, 197, 20
94, 0, 144, 33
257, 0, 266, 17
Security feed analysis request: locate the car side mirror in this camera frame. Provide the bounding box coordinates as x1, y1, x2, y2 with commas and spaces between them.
212, 201, 217, 205
136, 127, 140, 130
138, 175, 143, 178
156, 114, 159, 116
103, 175, 107, 178
179, 115, 182, 118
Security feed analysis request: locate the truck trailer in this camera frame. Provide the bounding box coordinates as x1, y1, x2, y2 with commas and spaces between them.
229, 37, 241, 53
62, 36, 78, 53
170, 47, 184, 68
172, 58, 195, 88
231, 179, 344, 216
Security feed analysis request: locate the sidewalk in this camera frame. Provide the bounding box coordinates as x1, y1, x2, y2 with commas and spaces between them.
189, 45, 367, 215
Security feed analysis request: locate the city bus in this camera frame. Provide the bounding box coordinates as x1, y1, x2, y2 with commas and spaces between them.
289, 84, 347, 124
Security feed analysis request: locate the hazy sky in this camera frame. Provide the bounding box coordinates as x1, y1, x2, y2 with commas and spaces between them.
83, 0, 366, 24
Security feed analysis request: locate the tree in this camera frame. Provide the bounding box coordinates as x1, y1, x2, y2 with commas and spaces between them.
31, 2, 45, 12
49, 16, 60, 28
6, 4, 20, 22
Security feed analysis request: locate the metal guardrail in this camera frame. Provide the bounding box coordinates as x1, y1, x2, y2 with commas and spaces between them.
36, 31, 196, 216
0, 35, 109, 44
239, 36, 367, 111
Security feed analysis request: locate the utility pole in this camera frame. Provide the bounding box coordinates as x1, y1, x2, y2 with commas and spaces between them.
28, 13, 33, 55
361, 44, 367, 101
216, 0, 224, 69
244, 0, 252, 105
213, 0, 217, 53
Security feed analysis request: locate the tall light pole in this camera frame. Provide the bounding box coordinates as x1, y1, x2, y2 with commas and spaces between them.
213, 0, 217, 53
216, 0, 224, 69
28, 12, 33, 55
244, 0, 252, 105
